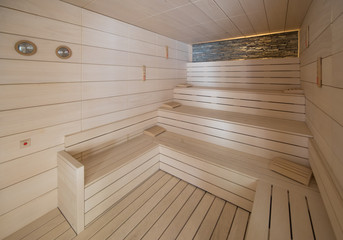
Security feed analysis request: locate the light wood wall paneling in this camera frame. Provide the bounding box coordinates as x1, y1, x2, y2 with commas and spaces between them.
0, 0, 82, 25
57, 151, 84, 234
0, 121, 81, 163
0, 145, 62, 189
187, 58, 300, 90
300, 13, 343, 66
187, 57, 299, 67
0, 190, 57, 239
65, 111, 157, 150
309, 140, 343, 240
0, 169, 57, 216
81, 102, 162, 130
0, 102, 81, 137
306, 101, 343, 187
322, 51, 343, 89
0, 83, 81, 110
0, 60, 81, 84
303, 82, 343, 126
0, 7, 81, 44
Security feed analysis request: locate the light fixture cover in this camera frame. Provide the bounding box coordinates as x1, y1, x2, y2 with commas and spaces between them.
15, 40, 37, 56
56, 45, 72, 59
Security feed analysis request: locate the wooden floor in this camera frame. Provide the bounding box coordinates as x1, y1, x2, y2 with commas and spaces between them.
5, 171, 250, 240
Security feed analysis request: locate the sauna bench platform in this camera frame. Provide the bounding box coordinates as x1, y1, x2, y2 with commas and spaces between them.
82, 134, 158, 187
155, 131, 318, 195
159, 105, 312, 137
177, 86, 304, 96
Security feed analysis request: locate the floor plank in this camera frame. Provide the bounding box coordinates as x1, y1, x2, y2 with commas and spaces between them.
159, 188, 205, 240
227, 208, 250, 240
210, 202, 237, 240
176, 193, 215, 239
194, 197, 225, 240
141, 185, 197, 240
6, 171, 251, 240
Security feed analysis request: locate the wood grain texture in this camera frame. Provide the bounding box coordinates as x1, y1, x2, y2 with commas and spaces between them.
57, 151, 84, 234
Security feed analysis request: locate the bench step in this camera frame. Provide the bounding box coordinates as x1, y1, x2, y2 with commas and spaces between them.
174, 87, 305, 121
158, 105, 312, 166
246, 181, 335, 240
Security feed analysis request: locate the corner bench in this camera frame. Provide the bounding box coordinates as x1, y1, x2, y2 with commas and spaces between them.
57, 114, 334, 239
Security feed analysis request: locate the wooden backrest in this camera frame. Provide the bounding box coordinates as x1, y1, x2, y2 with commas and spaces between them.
187, 58, 300, 90
65, 111, 157, 157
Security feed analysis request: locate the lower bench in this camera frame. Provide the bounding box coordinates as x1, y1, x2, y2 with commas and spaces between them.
57, 134, 160, 234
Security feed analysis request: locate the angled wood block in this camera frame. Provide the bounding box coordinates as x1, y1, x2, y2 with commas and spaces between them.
161, 101, 181, 109
176, 83, 193, 88
144, 125, 166, 137
269, 157, 312, 185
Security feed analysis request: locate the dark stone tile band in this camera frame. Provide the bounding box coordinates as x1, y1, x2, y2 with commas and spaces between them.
192, 31, 298, 62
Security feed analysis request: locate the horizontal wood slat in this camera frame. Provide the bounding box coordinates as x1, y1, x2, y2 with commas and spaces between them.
187, 58, 300, 90
173, 87, 305, 121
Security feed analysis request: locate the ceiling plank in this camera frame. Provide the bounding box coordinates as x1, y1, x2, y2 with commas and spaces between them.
264, 0, 289, 32
214, 0, 255, 36
239, 0, 269, 34
285, 0, 312, 30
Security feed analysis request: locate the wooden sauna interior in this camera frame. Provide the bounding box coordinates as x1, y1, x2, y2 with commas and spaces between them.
1, 0, 342, 239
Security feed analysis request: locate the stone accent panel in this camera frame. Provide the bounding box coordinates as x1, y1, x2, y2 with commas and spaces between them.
192, 31, 298, 62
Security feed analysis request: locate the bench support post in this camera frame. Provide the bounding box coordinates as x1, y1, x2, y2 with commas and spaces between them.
57, 151, 84, 234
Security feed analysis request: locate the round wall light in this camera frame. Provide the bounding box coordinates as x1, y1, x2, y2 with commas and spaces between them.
15, 40, 37, 56
56, 45, 72, 59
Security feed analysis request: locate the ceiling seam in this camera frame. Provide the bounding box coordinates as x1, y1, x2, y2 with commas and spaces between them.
237, 0, 256, 35
212, 0, 245, 36
284, 0, 290, 31
263, 0, 271, 32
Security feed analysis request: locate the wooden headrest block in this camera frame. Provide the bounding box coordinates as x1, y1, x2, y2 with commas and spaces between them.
161, 101, 181, 109
283, 88, 304, 94
269, 157, 312, 186
177, 83, 193, 88
144, 125, 166, 137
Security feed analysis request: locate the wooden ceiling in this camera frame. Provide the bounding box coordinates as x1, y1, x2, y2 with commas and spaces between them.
62, 0, 312, 44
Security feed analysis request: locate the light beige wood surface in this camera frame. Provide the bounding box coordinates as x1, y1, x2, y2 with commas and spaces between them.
246, 180, 335, 240
143, 125, 166, 137
156, 131, 318, 195
9, 171, 252, 240
270, 157, 312, 185
57, 151, 84, 234
187, 58, 300, 90
174, 87, 305, 121
0, 1, 190, 237
158, 106, 311, 166
161, 101, 181, 109
309, 140, 343, 240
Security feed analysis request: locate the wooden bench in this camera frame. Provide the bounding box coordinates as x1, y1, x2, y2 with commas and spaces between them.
154, 131, 336, 240
158, 105, 312, 166
57, 112, 159, 233
174, 87, 305, 121
246, 181, 335, 240
56, 111, 335, 238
